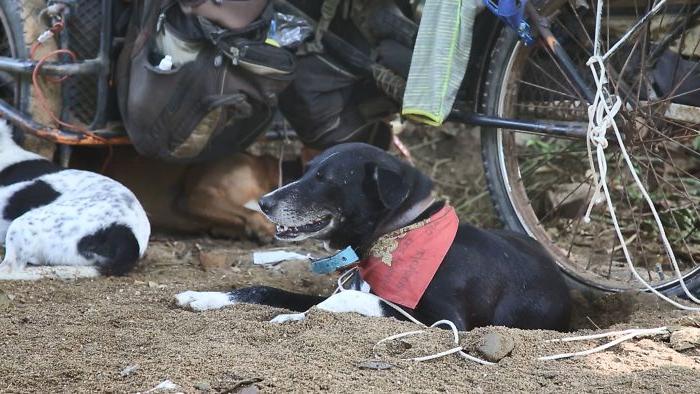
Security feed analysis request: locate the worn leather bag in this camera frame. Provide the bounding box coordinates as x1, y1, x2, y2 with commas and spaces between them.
116, 0, 295, 162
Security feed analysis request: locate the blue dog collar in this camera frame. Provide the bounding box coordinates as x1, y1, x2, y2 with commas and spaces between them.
311, 246, 359, 274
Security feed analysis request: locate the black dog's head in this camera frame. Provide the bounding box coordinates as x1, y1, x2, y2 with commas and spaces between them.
259, 143, 433, 249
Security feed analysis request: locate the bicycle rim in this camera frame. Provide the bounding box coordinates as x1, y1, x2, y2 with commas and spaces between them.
492, 0, 700, 292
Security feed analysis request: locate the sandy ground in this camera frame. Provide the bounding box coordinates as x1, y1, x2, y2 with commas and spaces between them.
2, 128, 700, 392
1, 236, 700, 393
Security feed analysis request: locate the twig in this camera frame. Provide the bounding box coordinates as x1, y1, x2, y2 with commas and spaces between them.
586, 316, 602, 330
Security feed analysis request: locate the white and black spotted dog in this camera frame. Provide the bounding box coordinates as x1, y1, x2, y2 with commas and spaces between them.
0, 120, 150, 280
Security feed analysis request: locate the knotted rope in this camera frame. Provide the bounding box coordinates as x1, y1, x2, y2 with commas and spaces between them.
581, 0, 700, 311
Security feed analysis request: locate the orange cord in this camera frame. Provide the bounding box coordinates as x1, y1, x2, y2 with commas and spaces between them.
392, 134, 414, 165
30, 25, 114, 173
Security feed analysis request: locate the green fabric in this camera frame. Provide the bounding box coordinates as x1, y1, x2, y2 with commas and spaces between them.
402, 0, 477, 125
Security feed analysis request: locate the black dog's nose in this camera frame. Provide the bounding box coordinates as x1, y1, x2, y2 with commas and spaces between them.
258, 194, 276, 214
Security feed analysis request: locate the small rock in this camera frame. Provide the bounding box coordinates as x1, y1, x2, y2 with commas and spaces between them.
198, 251, 230, 271
238, 385, 258, 394
670, 327, 700, 351
193, 381, 210, 391
150, 379, 179, 392
215, 378, 262, 393
0, 290, 11, 310
357, 360, 393, 370
538, 369, 558, 379
120, 364, 139, 377
476, 331, 515, 362
148, 281, 158, 288
678, 316, 700, 328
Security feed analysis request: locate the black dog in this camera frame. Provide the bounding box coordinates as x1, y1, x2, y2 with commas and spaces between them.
176, 143, 571, 331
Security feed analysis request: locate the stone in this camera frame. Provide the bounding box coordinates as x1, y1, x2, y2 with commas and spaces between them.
119, 364, 139, 377
0, 289, 11, 310
357, 360, 393, 370
476, 331, 515, 362
670, 327, 700, 351
194, 381, 211, 391
238, 385, 259, 394
198, 251, 230, 271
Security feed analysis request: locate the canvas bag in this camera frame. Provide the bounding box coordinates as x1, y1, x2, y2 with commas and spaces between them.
116, 0, 295, 162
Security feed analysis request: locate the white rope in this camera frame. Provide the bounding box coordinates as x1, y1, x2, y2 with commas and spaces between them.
335, 270, 669, 364
336, 268, 494, 365
582, 0, 700, 310
371, 317, 494, 365
546, 327, 657, 343
538, 326, 669, 361
372, 320, 491, 364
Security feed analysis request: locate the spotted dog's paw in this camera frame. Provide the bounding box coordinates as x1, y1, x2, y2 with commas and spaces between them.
270, 312, 307, 324
175, 291, 235, 311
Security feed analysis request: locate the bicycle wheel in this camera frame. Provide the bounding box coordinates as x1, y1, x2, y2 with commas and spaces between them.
0, 0, 60, 158
481, 0, 700, 295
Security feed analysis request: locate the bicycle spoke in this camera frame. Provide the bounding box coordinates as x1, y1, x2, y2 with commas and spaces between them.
542, 41, 590, 103
516, 79, 581, 101
491, 0, 700, 290
636, 145, 700, 271
640, 122, 700, 162
568, 0, 594, 49
524, 57, 579, 97
621, 167, 655, 282
554, 17, 591, 55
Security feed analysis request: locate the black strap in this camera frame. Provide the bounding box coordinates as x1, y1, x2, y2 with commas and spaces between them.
197, 1, 273, 46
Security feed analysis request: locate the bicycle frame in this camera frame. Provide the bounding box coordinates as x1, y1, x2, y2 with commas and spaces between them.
0, 0, 122, 145
0, 0, 598, 147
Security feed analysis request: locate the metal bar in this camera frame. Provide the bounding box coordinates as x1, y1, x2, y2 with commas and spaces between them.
602, 0, 668, 62
58, 3, 74, 151
58, 5, 74, 165
448, 109, 590, 140
648, 4, 700, 66
89, 0, 113, 128
526, 2, 595, 104
0, 56, 102, 76
0, 98, 129, 145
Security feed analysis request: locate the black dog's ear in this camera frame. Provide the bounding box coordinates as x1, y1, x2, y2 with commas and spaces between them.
374, 166, 409, 209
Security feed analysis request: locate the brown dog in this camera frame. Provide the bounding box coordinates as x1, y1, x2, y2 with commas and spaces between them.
71, 147, 281, 241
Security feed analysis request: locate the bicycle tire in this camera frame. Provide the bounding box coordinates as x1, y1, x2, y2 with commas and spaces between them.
480, 2, 700, 297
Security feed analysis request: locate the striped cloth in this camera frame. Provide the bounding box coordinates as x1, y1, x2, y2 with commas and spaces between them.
402, 0, 478, 126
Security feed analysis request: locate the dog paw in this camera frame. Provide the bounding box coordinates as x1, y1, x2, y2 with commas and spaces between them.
270, 312, 307, 324
175, 291, 234, 311
245, 226, 275, 245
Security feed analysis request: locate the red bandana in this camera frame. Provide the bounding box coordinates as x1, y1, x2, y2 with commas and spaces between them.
358, 204, 459, 309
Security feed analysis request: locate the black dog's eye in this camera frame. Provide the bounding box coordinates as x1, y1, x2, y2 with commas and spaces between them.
315, 170, 340, 185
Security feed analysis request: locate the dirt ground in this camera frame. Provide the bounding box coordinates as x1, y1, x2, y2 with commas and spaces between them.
1, 237, 699, 393
1, 127, 700, 393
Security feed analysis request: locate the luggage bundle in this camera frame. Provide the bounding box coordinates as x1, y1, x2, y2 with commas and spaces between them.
117, 0, 298, 162
117, 0, 402, 161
